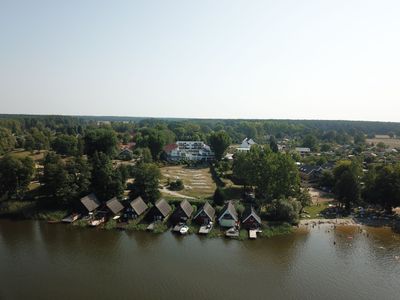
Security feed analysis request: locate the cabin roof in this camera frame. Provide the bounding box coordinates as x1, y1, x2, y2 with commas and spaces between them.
219, 200, 238, 221
80, 193, 100, 212
106, 197, 124, 215
130, 196, 148, 215
195, 201, 215, 220
155, 199, 172, 217
242, 206, 261, 224
179, 199, 194, 218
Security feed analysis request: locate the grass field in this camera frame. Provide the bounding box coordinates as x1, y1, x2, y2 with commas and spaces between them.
160, 165, 216, 199
5, 149, 47, 161
366, 138, 400, 148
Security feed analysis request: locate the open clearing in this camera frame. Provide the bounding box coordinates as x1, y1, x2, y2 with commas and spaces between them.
160, 165, 216, 199
366, 138, 400, 148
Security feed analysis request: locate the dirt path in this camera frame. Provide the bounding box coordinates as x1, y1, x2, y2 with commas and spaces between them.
159, 187, 196, 199
308, 187, 334, 204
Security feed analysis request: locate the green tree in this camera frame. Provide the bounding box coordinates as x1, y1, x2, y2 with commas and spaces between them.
268, 197, 301, 224
84, 128, 118, 157
302, 134, 318, 151
90, 152, 125, 201
333, 160, 362, 210
0, 155, 34, 199
269, 135, 278, 153
213, 187, 225, 206
52, 134, 78, 156
0, 127, 16, 154
298, 188, 312, 213
41, 153, 91, 205
208, 130, 232, 161
130, 163, 161, 203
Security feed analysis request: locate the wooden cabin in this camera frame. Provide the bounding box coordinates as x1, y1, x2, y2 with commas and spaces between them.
218, 201, 239, 228
171, 199, 194, 224
241, 206, 262, 229
106, 197, 124, 217
148, 199, 172, 222
126, 196, 148, 219
194, 201, 215, 225
80, 193, 100, 214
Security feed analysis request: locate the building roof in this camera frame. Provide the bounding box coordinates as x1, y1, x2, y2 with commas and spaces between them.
155, 199, 172, 217
295, 147, 311, 153
164, 143, 178, 153
242, 206, 261, 224
194, 201, 215, 220
106, 197, 124, 215
179, 199, 194, 218
299, 165, 321, 175
130, 196, 148, 215
219, 200, 238, 222
80, 193, 100, 212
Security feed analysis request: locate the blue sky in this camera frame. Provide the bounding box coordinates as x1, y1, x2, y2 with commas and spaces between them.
1, 0, 399, 121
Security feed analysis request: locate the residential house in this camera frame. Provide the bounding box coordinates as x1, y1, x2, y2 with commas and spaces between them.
80, 193, 100, 213
236, 138, 256, 152
194, 201, 215, 225
295, 147, 311, 155
148, 199, 172, 222
299, 165, 323, 182
106, 197, 124, 217
218, 201, 239, 228
126, 196, 148, 219
164, 141, 215, 162
171, 199, 194, 224
241, 206, 262, 229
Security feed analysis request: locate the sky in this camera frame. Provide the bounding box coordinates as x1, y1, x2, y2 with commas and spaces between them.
0, 0, 399, 121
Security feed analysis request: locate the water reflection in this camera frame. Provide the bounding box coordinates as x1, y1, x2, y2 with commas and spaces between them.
1, 220, 400, 300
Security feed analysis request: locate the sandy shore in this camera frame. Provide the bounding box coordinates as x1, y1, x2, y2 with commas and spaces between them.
299, 218, 357, 227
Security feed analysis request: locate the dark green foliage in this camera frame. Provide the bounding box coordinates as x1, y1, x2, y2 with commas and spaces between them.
333, 160, 362, 209
130, 163, 161, 203
169, 179, 184, 191
41, 153, 91, 205
0, 127, 16, 154
233, 146, 301, 203
269, 136, 278, 153
90, 152, 125, 201
52, 134, 79, 156
268, 198, 301, 224
208, 130, 231, 161
302, 134, 318, 151
363, 164, 400, 211
84, 128, 118, 157
0, 155, 34, 199
213, 187, 225, 206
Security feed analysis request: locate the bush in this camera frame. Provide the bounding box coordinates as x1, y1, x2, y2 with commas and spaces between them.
213, 187, 225, 206
268, 198, 301, 224
169, 179, 184, 191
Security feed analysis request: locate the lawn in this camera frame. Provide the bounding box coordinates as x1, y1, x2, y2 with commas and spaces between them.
6, 149, 47, 161
160, 165, 216, 199
303, 202, 330, 218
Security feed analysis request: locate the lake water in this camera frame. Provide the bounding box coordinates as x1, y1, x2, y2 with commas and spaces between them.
1, 220, 400, 299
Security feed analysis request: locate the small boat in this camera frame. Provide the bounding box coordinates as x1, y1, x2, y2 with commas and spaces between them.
62, 213, 81, 223
88, 217, 105, 227
179, 225, 189, 235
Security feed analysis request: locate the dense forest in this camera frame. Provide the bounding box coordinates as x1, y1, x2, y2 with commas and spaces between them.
1, 114, 400, 226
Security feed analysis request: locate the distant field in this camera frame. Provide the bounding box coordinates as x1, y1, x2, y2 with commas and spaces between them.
366, 138, 400, 148
160, 165, 216, 199
4, 149, 47, 161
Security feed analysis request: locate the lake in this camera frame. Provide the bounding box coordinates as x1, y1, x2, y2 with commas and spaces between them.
1, 220, 400, 299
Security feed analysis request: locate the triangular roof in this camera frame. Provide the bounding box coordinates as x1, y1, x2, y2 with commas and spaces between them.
179, 199, 194, 218
194, 201, 215, 220
80, 193, 100, 212
130, 196, 148, 215
106, 197, 124, 215
242, 206, 261, 224
218, 200, 238, 222
155, 199, 172, 217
